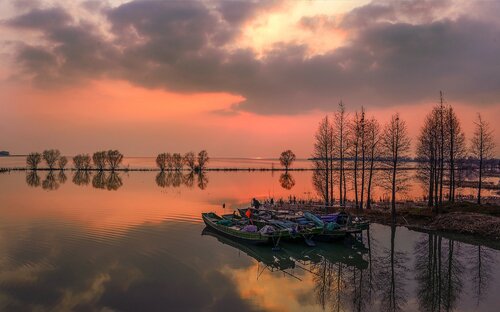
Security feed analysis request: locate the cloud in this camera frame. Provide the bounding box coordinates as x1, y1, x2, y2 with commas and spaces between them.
6, 7, 72, 30
4, 0, 500, 114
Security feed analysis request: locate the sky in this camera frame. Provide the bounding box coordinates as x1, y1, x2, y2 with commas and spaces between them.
0, 0, 499, 157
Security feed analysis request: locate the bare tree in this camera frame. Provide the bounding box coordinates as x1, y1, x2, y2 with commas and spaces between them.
93, 151, 108, 171
471, 113, 495, 204
165, 153, 173, 170
42, 149, 61, 170
366, 117, 381, 209
26, 152, 42, 170
184, 152, 196, 171
58, 156, 68, 170
313, 115, 334, 206
156, 153, 168, 171
107, 150, 123, 171
350, 111, 360, 208
279, 150, 296, 171
172, 153, 183, 171
438, 92, 445, 208
416, 110, 437, 208
333, 101, 349, 206
197, 150, 209, 171
380, 114, 411, 222
359, 107, 367, 210
73, 154, 92, 170
446, 105, 466, 202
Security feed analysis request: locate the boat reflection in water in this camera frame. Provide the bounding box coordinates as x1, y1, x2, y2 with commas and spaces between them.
202, 226, 368, 280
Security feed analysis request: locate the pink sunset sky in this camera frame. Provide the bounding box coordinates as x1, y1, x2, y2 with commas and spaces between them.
0, 0, 499, 157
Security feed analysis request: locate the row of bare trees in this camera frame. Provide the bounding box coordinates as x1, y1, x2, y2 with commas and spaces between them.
156, 150, 209, 172
313, 102, 409, 219
26, 149, 68, 170
88, 150, 123, 171
313, 92, 496, 219
27, 150, 124, 171
416, 92, 495, 207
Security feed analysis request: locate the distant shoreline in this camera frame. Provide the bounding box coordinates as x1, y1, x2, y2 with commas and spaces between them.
1, 167, 420, 172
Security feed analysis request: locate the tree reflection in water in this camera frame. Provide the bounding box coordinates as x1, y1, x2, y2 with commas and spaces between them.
197, 172, 208, 190
73, 171, 92, 186
26, 170, 41, 187
92, 171, 123, 191
469, 245, 494, 306
279, 172, 295, 190
155, 171, 170, 188
183, 172, 195, 188
106, 172, 123, 190
155, 171, 208, 190
42, 171, 60, 191
414, 234, 466, 312
92, 171, 107, 189
376, 225, 408, 312
172, 171, 182, 187
310, 231, 378, 312
57, 170, 67, 184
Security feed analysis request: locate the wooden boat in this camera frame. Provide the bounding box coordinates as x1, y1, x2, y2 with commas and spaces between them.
202, 212, 288, 245
238, 208, 324, 246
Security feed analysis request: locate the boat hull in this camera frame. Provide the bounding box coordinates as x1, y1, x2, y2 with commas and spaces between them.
202, 213, 271, 244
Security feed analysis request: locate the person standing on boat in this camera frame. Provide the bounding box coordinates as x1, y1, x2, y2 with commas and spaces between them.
251, 198, 261, 209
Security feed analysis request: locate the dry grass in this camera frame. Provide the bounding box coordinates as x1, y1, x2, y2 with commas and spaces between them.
432, 212, 500, 240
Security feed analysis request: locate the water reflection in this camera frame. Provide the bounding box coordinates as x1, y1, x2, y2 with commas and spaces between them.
197, 172, 208, 190
4, 171, 500, 311
377, 225, 408, 312
24, 170, 211, 191
203, 226, 374, 311
414, 234, 465, 311
279, 172, 295, 190
73, 170, 91, 186
469, 245, 494, 306
92, 171, 123, 191
26, 170, 40, 187
0, 220, 256, 311
57, 170, 67, 184
42, 171, 60, 191
155, 171, 209, 190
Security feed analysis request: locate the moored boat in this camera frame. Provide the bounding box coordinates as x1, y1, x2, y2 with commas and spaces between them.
238, 208, 325, 246
201, 212, 288, 245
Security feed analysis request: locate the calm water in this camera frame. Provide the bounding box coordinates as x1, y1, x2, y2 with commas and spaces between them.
1, 169, 500, 311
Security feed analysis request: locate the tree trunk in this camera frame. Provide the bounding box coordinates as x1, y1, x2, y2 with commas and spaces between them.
391, 159, 397, 223
360, 140, 366, 211
478, 152, 483, 205
366, 146, 375, 209
354, 140, 359, 209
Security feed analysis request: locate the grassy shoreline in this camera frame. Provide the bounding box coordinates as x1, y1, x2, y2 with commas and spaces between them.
349, 202, 500, 243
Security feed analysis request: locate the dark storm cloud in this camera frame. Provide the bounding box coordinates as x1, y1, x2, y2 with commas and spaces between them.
215, 0, 281, 25
6, 7, 72, 30
4, 0, 500, 113
7, 6, 118, 86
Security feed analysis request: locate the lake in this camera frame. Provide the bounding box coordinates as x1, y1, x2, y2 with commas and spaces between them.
1, 165, 500, 311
